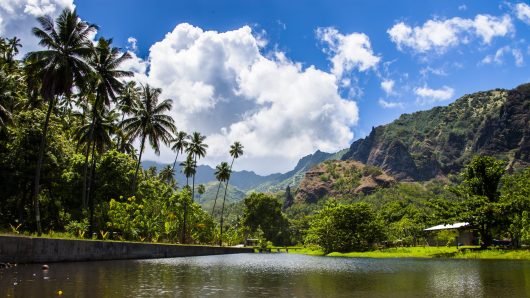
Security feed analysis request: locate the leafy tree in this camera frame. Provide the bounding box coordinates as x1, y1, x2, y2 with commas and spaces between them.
306, 201, 384, 254
26, 8, 96, 234
499, 167, 530, 247
458, 155, 505, 248
121, 84, 176, 193
242, 193, 290, 246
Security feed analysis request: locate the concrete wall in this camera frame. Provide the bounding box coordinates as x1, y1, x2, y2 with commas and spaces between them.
0, 235, 253, 264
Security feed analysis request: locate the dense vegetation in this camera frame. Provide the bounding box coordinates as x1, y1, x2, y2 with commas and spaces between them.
0, 9, 242, 245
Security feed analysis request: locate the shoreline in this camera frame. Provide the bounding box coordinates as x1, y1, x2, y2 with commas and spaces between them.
285, 246, 530, 260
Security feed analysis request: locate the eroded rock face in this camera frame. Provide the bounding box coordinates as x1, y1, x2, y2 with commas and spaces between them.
342, 83, 530, 180
294, 160, 395, 203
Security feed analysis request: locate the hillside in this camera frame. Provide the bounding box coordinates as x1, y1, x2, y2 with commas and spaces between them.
342, 83, 530, 180
295, 160, 395, 203
143, 148, 347, 195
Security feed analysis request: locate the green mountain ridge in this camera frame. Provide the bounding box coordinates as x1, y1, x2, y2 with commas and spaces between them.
342, 83, 530, 180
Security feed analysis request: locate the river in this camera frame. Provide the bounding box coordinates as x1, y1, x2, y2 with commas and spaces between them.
1, 253, 529, 297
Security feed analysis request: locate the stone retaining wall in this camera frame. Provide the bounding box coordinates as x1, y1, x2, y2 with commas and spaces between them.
0, 235, 253, 263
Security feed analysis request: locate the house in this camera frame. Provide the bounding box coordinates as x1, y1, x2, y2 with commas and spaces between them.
423, 222, 477, 246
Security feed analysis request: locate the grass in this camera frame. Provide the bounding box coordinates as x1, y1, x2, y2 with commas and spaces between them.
290, 246, 530, 260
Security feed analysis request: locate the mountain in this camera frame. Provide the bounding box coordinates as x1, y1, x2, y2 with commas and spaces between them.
342, 83, 530, 180
143, 148, 347, 194
142, 160, 280, 191
295, 160, 395, 204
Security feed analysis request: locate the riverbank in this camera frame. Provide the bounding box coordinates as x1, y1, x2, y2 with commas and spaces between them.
287, 246, 530, 260
0, 235, 253, 264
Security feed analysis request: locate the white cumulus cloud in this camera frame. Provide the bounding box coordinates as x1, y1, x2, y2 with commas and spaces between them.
515, 3, 530, 24
378, 99, 403, 109
317, 27, 380, 78
414, 85, 455, 104
481, 46, 524, 67
380, 79, 395, 95
387, 14, 514, 53
127, 24, 359, 174
0, 0, 75, 54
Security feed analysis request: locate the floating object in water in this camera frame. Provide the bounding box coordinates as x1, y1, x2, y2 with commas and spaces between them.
42, 264, 49, 270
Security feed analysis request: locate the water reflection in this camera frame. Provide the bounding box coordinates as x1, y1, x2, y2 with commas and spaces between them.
1, 254, 529, 297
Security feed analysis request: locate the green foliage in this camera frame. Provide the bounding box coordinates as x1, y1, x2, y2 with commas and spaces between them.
242, 193, 290, 246
305, 201, 384, 254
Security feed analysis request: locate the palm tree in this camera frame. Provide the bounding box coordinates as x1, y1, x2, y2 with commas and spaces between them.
170, 131, 188, 173
185, 132, 208, 201
180, 154, 196, 244
121, 84, 176, 194
26, 8, 96, 234
81, 37, 132, 213
197, 184, 206, 196
116, 80, 139, 149
211, 162, 230, 216
74, 106, 117, 232
158, 164, 175, 185
220, 141, 243, 246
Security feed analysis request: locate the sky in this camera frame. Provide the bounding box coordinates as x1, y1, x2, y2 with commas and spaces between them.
1, 0, 530, 175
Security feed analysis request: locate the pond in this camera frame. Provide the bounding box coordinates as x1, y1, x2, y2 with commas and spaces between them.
1, 253, 529, 297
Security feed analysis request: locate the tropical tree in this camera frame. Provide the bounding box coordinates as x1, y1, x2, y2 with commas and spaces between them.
211, 162, 230, 215
180, 154, 196, 243
121, 84, 176, 193
170, 131, 188, 173
197, 184, 205, 196
82, 38, 132, 212
74, 106, 118, 231
26, 8, 96, 234
219, 142, 243, 245
116, 80, 139, 149
158, 164, 175, 185
185, 132, 208, 201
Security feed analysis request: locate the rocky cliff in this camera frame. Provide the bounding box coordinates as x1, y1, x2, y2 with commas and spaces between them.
342, 83, 530, 181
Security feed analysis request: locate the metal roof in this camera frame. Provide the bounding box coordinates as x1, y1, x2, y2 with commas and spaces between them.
424, 222, 470, 231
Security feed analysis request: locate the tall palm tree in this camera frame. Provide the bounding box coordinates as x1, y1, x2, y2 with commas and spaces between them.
170, 131, 188, 173
185, 132, 208, 201
81, 38, 132, 211
211, 162, 230, 216
180, 154, 196, 244
116, 80, 139, 149
121, 84, 176, 193
74, 106, 117, 232
26, 8, 96, 234
220, 141, 243, 246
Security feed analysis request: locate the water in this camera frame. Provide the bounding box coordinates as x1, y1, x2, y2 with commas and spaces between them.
1, 253, 529, 297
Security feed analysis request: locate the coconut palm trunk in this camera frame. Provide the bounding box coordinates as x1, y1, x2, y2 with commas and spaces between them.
211, 181, 223, 215
32, 96, 56, 235
132, 134, 146, 194
81, 108, 97, 209
87, 137, 98, 236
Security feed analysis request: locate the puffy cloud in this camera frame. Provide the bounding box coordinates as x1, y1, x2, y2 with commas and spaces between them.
317, 27, 380, 78
414, 85, 454, 104
388, 14, 514, 53
132, 24, 358, 174
481, 46, 524, 67
378, 99, 403, 109
458, 4, 467, 11
515, 3, 530, 24
127, 36, 138, 52
380, 79, 395, 95
0, 0, 75, 54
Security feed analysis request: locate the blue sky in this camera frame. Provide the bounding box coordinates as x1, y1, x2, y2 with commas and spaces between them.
2, 0, 530, 174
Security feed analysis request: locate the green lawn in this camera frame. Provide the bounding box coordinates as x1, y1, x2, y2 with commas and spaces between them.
289, 246, 530, 260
